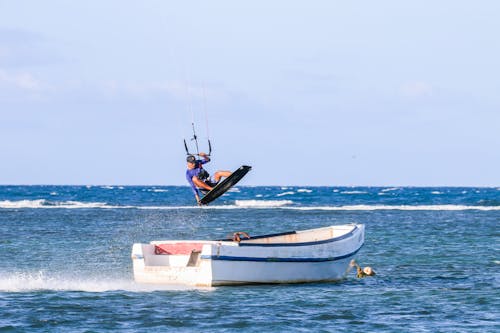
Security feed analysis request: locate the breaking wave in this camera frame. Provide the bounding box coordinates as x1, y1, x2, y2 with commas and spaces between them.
234, 200, 293, 208
0, 200, 114, 209
1, 200, 498, 211
341, 191, 367, 194
285, 205, 500, 211
144, 189, 169, 193
276, 191, 295, 197
380, 187, 400, 192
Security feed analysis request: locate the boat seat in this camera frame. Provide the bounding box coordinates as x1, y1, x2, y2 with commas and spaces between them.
154, 243, 204, 255
187, 250, 201, 267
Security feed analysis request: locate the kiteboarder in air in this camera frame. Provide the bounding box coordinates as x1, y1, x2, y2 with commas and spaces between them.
186, 152, 231, 205
183, 120, 251, 205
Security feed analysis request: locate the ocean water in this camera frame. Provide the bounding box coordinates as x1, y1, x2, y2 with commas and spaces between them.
0, 185, 498, 332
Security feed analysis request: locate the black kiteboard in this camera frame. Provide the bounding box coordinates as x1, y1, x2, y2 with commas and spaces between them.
199, 165, 251, 205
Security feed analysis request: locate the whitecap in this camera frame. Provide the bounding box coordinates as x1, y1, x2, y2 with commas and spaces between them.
381, 187, 400, 192
52, 200, 110, 209
0, 200, 111, 209
0, 199, 47, 209
277, 191, 295, 197
198, 204, 500, 211
288, 205, 500, 211
234, 200, 293, 208
3, 201, 497, 212
341, 191, 367, 194
149, 189, 168, 193
297, 189, 312, 193
132, 204, 500, 211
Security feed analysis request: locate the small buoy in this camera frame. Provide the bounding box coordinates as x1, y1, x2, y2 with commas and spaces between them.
363, 266, 375, 276
350, 260, 375, 278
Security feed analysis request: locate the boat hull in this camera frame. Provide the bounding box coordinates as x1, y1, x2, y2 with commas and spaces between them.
132, 224, 364, 287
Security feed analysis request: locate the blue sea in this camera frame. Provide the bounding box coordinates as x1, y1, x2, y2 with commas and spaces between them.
0, 185, 498, 332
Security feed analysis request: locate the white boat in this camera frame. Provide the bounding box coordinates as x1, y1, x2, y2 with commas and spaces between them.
132, 224, 365, 287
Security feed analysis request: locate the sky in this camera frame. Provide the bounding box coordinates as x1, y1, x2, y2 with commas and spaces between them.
0, 1, 499, 186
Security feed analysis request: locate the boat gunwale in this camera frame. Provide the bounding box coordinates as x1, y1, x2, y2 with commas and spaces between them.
236, 225, 359, 247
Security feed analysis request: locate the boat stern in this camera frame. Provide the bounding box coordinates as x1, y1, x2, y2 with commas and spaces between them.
131, 242, 214, 286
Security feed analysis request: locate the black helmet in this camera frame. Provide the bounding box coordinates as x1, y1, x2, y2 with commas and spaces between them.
186, 155, 196, 163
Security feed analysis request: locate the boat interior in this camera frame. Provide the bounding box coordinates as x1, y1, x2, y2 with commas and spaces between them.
221, 224, 357, 245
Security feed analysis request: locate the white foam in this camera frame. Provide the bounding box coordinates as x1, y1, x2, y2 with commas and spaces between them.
341, 191, 367, 194
286, 205, 500, 211
194, 204, 500, 211
381, 187, 400, 192
1, 200, 498, 211
0, 271, 211, 292
0, 200, 111, 209
0, 199, 46, 208
297, 188, 313, 193
228, 187, 240, 193
0, 200, 190, 210
234, 200, 293, 208
431, 191, 442, 195
277, 191, 295, 197
143, 204, 500, 211
146, 189, 168, 193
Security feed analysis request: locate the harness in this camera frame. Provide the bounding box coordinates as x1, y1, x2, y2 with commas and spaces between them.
195, 162, 210, 181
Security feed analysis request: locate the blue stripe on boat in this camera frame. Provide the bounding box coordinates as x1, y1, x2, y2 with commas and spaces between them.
200, 246, 362, 263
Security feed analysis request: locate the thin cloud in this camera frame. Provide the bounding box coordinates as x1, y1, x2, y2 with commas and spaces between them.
0, 69, 44, 91
400, 81, 433, 98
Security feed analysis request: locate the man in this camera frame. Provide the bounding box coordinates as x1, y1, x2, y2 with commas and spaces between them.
186, 152, 231, 204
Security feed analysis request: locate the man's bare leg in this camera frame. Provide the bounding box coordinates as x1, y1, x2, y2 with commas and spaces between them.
214, 171, 231, 182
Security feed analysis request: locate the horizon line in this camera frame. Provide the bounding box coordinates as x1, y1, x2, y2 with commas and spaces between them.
0, 184, 499, 188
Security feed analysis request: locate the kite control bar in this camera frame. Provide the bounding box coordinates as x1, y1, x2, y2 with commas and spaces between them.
184, 122, 212, 156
